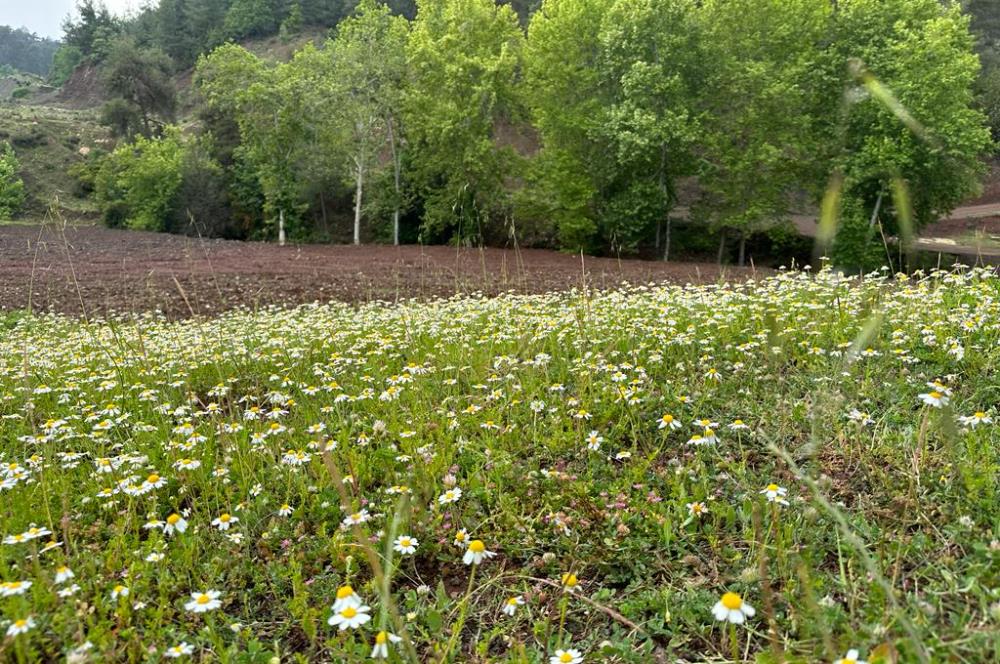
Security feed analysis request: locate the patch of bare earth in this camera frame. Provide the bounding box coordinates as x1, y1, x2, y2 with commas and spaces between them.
0, 224, 764, 318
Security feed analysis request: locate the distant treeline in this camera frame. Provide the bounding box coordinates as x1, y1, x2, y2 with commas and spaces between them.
63, 0, 995, 271
0, 26, 60, 77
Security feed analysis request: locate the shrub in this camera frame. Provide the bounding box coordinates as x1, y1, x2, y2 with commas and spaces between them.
0, 142, 26, 219
94, 129, 184, 231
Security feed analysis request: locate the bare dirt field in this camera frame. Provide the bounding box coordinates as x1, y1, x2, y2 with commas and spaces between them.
0, 224, 762, 318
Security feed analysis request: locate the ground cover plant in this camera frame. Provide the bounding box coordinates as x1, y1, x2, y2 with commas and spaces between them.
0, 266, 998, 662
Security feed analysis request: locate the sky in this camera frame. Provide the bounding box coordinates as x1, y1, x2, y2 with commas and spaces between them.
0, 0, 139, 40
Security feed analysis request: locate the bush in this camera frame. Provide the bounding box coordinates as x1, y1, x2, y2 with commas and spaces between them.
94, 129, 185, 231
0, 142, 26, 219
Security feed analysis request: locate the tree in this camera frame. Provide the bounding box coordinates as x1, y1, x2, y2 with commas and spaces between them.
329, 0, 410, 244
94, 129, 185, 231
696, 0, 829, 266
100, 38, 177, 138
62, 0, 121, 60
406, 0, 524, 244
225, 0, 284, 39
0, 26, 61, 77
523, 0, 616, 251
597, 0, 702, 257
49, 45, 84, 86
0, 142, 25, 219
827, 0, 992, 268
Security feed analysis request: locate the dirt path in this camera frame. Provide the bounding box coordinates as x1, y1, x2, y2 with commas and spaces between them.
0, 224, 762, 318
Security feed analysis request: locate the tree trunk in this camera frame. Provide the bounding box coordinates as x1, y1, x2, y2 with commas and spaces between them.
353, 161, 363, 246
738, 232, 746, 267
278, 208, 286, 247
663, 217, 671, 262
387, 116, 402, 246
717, 228, 728, 264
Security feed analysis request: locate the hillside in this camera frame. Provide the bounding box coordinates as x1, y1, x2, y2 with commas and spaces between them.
0, 103, 109, 217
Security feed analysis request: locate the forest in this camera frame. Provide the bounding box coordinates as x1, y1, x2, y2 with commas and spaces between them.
6, 0, 1000, 268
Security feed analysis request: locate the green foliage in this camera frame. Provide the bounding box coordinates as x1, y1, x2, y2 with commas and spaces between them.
0, 141, 26, 218
829, 0, 993, 232
100, 38, 177, 138
405, 0, 525, 243
696, 0, 829, 244
280, 2, 305, 42
95, 129, 185, 231
62, 0, 122, 61
48, 45, 83, 86
225, 0, 283, 40
0, 25, 61, 77
830, 195, 889, 271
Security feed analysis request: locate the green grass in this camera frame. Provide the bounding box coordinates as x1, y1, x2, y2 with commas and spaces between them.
0, 267, 998, 663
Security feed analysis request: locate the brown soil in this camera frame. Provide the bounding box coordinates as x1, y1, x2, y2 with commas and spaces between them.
0, 224, 763, 318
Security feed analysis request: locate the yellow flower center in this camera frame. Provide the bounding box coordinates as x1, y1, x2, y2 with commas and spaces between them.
766, 483, 779, 492
400, 538, 411, 547
469, 540, 485, 553
167, 514, 181, 525
197, 594, 210, 604
561, 573, 578, 587
341, 606, 358, 619
734, 420, 744, 425
147, 474, 160, 484
336, 585, 354, 600
560, 654, 573, 663
663, 415, 673, 422
507, 597, 518, 605
14, 619, 27, 628
721, 592, 743, 610
975, 411, 986, 418
375, 631, 387, 645
929, 391, 941, 399
455, 531, 467, 542
220, 514, 231, 522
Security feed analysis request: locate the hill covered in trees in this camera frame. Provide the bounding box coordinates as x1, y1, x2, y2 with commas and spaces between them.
0, 26, 60, 77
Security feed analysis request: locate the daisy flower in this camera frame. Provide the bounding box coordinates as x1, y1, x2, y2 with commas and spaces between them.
712, 592, 755, 624
342, 509, 371, 528
165, 643, 195, 658
502, 595, 525, 616
370, 631, 403, 659
687, 501, 709, 517
328, 603, 371, 630
111, 584, 129, 600
211, 513, 238, 530
438, 488, 463, 505
165, 513, 188, 535
560, 572, 579, 590
278, 503, 293, 517
550, 647, 584, 664
6, 617, 34, 637
761, 483, 789, 506
453, 528, 469, 546
958, 411, 992, 428
393, 535, 418, 555
658, 414, 681, 430
918, 390, 949, 408
185, 590, 222, 613
55, 566, 74, 583
834, 649, 868, 664
463, 539, 496, 565
332, 585, 362, 612
0, 580, 31, 597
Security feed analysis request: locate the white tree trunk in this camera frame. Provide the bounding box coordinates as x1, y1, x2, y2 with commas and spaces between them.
278, 208, 286, 247
353, 161, 363, 246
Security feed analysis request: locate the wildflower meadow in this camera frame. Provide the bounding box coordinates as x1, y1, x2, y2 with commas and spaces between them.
0, 266, 998, 662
